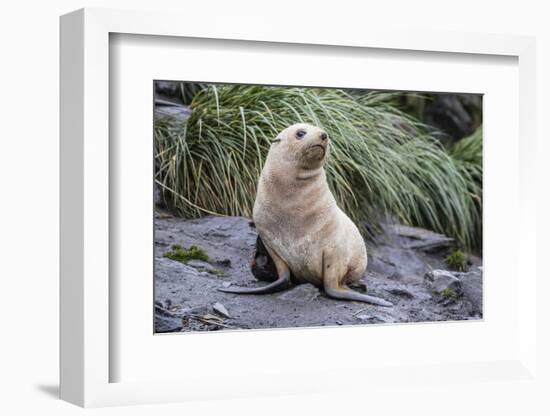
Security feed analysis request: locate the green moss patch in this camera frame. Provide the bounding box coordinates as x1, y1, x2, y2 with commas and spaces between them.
445, 249, 467, 272
163, 244, 209, 263
439, 288, 459, 300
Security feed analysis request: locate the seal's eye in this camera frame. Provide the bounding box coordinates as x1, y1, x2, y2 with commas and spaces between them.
295, 129, 307, 140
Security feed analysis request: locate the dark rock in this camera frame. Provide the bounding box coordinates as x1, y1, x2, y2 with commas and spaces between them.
154, 304, 174, 318
155, 81, 180, 98
154, 182, 163, 207
421, 94, 481, 141
394, 224, 454, 252
155, 315, 182, 333
355, 314, 393, 324
154, 102, 192, 122
368, 254, 397, 277
424, 269, 463, 297
186, 259, 218, 274
369, 245, 430, 282
424, 95, 473, 140
215, 259, 232, 267
388, 287, 415, 299
154, 81, 192, 121
454, 270, 483, 315
212, 302, 231, 319
277, 284, 320, 303
181, 305, 211, 316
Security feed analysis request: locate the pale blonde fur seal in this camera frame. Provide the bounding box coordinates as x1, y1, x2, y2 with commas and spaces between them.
219, 123, 392, 306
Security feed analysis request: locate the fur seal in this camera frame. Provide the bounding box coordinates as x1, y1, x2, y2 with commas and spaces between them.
219, 123, 392, 307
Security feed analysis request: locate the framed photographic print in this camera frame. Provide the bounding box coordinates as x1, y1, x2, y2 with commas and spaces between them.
152, 81, 483, 333
60, 7, 540, 408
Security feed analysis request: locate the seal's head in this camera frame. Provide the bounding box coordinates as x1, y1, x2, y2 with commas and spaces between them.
272, 123, 330, 170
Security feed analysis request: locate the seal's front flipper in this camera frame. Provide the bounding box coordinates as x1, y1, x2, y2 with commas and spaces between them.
325, 286, 393, 307
218, 271, 291, 295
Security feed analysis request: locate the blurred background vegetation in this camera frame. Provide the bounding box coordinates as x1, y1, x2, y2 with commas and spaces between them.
154, 82, 482, 252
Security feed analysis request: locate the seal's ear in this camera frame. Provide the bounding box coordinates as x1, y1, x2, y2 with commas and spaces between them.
272, 135, 282, 144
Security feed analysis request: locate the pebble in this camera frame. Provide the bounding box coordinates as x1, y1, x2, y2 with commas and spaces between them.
213, 302, 231, 319
187, 259, 217, 273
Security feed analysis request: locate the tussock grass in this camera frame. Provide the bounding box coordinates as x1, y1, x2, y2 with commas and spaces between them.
448, 127, 483, 250
155, 85, 482, 250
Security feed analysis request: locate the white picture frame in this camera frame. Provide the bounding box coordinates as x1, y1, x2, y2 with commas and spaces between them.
60, 7, 539, 408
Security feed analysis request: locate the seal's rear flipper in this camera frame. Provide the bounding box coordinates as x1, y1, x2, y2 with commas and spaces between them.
218, 271, 291, 295
325, 286, 393, 307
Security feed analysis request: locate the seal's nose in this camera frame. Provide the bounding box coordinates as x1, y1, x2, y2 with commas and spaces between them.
320, 132, 328, 141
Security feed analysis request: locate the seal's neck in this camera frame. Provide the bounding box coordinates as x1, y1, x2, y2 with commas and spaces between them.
264, 158, 324, 184
295, 167, 324, 181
